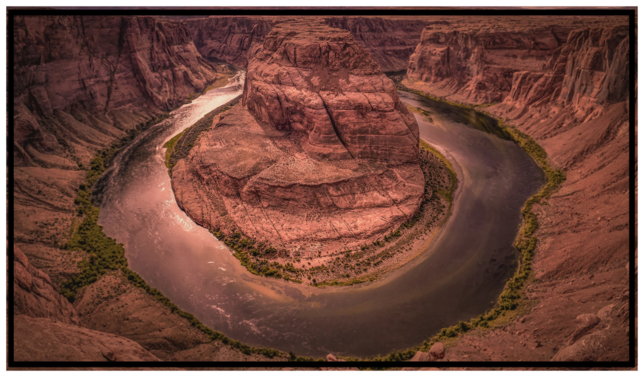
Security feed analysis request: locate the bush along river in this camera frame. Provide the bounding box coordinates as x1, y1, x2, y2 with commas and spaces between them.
89, 73, 549, 359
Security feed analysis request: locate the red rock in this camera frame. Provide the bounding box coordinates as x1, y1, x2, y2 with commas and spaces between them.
409, 351, 431, 361
185, 16, 431, 72
186, 16, 273, 67
173, 20, 424, 258
405, 17, 630, 362
13, 315, 159, 362
567, 313, 601, 345
324, 17, 431, 73
406, 16, 625, 104
429, 342, 446, 359
13, 245, 79, 325
13, 15, 219, 169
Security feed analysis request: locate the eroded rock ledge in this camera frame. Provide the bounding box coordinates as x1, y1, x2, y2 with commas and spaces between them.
171, 20, 444, 282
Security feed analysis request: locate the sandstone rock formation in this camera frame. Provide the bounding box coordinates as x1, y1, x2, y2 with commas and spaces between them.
11, 15, 281, 363
405, 17, 631, 362
502, 25, 629, 114
409, 342, 446, 362
185, 16, 273, 67
13, 15, 222, 247
324, 17, 431, 72
14, 15, 219, 170
14, 245, 80, 324
406, 16, 625, 104
184, 16, 430, 72
172, 20, 424, 258
14, 315, 160, 362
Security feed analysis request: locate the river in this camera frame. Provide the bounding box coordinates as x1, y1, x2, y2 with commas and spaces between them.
96, 73, 544, 358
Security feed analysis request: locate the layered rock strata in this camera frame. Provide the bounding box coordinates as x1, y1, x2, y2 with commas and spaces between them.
406, 16, 626, 104
404, 19, 631, 362
184, 16, 431, 72
185, 16, 273, 67
14, 245, 80, 325
12, 15, 279, 363
173, 20, 425, 258
13, 15, 221, 245
322, 17, 431, 72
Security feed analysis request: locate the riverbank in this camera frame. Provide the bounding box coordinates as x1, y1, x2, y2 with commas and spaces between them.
164, 98, 458, 287
58, 72, 287, 360
375, 80, 566, 362
94, 74, 546, 357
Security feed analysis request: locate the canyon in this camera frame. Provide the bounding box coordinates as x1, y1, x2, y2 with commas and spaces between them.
184, 15, 431, 72
403, 16, 631, 362
10, 13, 633, 365
12, 15, 282, 361
170, 19, 452, 285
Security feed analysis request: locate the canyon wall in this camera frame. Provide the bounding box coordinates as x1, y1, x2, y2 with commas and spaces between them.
324, 17, 431, 72
12, 14, 632, 363
404, 17, 632, 362
11, 15, 281, 362
185, 16, 273, 67
172, 19, 425, 259
13, 14, 221, 247
406, 16, 624, 104
184, 16, 430, 72
14, 15, 218, 170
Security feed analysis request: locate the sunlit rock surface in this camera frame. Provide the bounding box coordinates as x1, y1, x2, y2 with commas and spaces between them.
173, 20, 425, 257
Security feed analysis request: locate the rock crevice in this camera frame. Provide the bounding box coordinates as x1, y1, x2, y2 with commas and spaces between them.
172, 20, 425, 258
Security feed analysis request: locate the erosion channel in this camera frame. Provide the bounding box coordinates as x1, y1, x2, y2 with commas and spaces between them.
96, 72, 544, 358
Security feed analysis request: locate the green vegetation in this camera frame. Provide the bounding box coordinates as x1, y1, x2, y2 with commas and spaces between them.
365, 83, 567, 362
165, 96, 241, 173
210, 230, 304, 283
420, 139, 457, 204
405, 103, 433, 122
204, 76, 230, 92
314, 141, 458, 288
163, 131, 185, 170
59, 112, 283, 359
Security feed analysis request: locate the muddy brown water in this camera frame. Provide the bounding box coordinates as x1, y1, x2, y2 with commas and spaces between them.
96, 75, 544, 358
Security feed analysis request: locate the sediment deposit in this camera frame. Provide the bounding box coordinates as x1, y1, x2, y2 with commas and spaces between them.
11, 13, 633, 363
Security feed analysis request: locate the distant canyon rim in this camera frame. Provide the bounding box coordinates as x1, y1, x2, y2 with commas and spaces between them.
11, 13, 633, 363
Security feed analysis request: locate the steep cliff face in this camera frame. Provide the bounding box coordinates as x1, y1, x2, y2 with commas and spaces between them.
12, 15, 272, 363
184, 16, 430, 72
407, 20, 570, 103
324, 17, 430, 72
14, 15, 218, 169
13, 15, 220, 247
504, 25, 630, 114
404, 19, 631, 362
405, 16, 627, 104
173, 20, 425, 261
185, 16, 273, 67
243, 20, 420, 162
